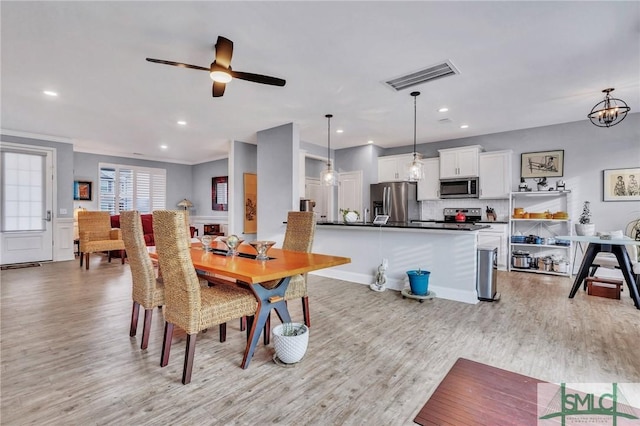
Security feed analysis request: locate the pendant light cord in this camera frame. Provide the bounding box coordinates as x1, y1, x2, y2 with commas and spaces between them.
411, 91, 420, 160
325, 114, 333, 167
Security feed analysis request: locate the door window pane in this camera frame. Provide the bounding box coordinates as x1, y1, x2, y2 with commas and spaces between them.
2, 151, 45, 231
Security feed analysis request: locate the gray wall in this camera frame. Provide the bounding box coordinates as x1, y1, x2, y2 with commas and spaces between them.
257, 123, 300, 242
1, 134, 75, 219
73, 152, 193, 212
191, 158, 228, 217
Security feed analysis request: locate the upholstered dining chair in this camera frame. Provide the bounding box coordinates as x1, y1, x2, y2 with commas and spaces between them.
77, 211, 125, 270
152, 210, 258, 385
121, 211, 164, 350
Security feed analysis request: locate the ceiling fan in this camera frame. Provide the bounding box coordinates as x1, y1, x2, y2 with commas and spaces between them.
146, 36, 286, 97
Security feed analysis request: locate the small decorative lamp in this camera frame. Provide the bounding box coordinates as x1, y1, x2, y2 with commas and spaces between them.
320, 114, 339, 186
588, 88, 631, 128
177, 198, 193, 210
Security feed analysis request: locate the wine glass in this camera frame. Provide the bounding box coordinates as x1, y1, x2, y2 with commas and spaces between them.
221, 235, 244, 256
199, 235, 213, 251
249, 240, 276, 260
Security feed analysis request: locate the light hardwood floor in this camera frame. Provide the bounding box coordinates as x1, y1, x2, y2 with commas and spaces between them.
1, 257, 639, 425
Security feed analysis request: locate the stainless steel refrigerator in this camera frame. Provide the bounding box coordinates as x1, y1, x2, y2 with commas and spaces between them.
370, 182, 419, 223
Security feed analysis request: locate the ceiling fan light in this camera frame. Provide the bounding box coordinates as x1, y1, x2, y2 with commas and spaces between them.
210, 70, 232, 83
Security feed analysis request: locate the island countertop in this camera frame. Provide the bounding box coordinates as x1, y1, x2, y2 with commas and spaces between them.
317, 220, 490, 232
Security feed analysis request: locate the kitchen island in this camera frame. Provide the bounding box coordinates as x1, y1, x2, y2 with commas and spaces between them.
310, 221, 489, 304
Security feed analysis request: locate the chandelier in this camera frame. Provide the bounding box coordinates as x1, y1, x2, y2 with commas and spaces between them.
407, 91, 423, 181
320, 114, 338, 186
587, 88, 630, 128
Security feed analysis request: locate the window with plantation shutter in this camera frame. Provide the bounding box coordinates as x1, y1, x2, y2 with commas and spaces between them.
98, 163, 166, 214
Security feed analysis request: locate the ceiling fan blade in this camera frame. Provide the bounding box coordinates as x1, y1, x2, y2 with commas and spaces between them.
215, 36, 233, 69
212, 81, 226, 97
231, 70, 286, 87
146, 58, 209, 71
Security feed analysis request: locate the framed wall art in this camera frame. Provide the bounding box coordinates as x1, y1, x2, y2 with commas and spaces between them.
73, 180, 92, 201
211, 176, 228, 211
603, 168, 640, 201
520, 150, 564, 178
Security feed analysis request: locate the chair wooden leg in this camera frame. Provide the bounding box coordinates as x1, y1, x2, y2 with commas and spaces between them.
302, 296, 311, 328
246, 316, 254, 341
79, 252, 84, 267
85, 253, 90, 270
141, 308, 153, 350
182, 334, 197, 385
121, 249, 125, 264
219, 323, 227, 342
108, 251, 112, 263
130, 302, 140, 337
240, 316, 247, 331
263, 314, 271, 345
160, 322, 174, 367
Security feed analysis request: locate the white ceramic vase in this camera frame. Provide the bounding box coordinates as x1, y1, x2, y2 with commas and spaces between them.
575, 223, 596, 236
272, 323, 309, 364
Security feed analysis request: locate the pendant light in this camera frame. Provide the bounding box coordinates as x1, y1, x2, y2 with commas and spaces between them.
407, 91, 423, 181
320, 114, 338, 186
588, 88, 631, 128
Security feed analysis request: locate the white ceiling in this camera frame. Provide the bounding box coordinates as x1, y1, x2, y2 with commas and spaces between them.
2, 1, 639, 165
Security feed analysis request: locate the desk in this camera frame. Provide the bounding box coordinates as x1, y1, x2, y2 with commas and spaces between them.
557, 235, 640, 309
151, 241, 350, 368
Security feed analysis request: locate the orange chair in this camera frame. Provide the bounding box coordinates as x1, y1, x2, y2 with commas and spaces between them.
77, 211, 125, 270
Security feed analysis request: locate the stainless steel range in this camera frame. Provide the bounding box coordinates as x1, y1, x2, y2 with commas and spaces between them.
442, 207, 482, 223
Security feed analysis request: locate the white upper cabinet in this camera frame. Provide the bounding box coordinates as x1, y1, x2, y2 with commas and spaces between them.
479, 150, 513, 199
378, 154, 414, 182
438, 145, 482, 178
417, 157, 440, 200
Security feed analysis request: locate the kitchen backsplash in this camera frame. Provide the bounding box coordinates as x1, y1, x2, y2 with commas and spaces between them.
420, 199, 510, 222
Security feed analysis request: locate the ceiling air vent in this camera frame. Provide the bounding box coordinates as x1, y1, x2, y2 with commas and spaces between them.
384, 60, 459, 91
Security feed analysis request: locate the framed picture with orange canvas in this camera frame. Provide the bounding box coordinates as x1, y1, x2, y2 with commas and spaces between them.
73, 180, 92, 201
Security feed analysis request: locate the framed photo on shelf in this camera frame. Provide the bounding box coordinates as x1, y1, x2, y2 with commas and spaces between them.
603, 168, 640, 201
520, 150, 564, 179
73, 180, 92, 201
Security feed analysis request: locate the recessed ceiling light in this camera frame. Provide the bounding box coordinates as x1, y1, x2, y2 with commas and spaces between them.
43, 90, 58, 97
438, 107, 449, 113
160, 145, 168, 150
336, 129, 344, 133
177, 120, 187, 126
460, 124, 469, 129
367, 140, 374, 144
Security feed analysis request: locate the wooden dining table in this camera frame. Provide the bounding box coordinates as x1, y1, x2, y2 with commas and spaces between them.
150, 241, 350, 368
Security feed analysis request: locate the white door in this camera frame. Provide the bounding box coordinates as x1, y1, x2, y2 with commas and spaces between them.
338, 171, 363, 217
1, 143, 54, 264
305, 177, 327, 222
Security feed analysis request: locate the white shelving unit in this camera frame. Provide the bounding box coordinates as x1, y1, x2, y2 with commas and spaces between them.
509, 191, 573, 276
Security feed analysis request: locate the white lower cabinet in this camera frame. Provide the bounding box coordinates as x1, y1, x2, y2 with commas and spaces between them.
478, 224, 508, 270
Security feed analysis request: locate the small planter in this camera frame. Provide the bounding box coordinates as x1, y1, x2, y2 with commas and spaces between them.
407, 270, 430, 296
575, 223, 596, 236
272, 323, 309, 364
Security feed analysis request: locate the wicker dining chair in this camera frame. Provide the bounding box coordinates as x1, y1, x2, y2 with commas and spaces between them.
152, 210, 258, 385
121, 211, 164, 350
77, 211, 125, 270
282, 211, 316, 327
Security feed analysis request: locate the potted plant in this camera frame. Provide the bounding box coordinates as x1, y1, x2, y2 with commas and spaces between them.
272, 322, 309, 364
575, 201, 595, 236
406, 268, 431, 296
339, 208, 360, 223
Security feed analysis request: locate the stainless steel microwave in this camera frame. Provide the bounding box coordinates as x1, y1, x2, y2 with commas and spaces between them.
439, 177, 479, 198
